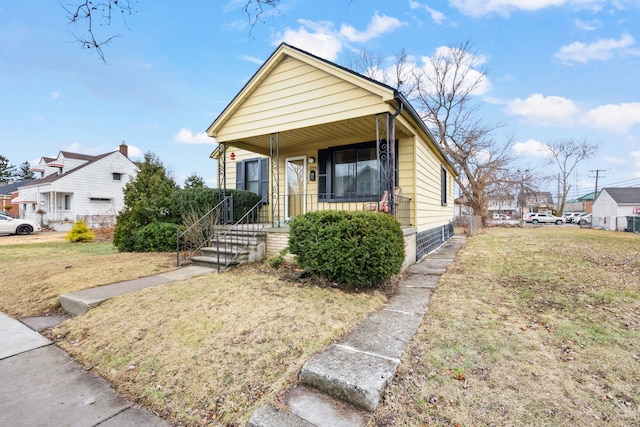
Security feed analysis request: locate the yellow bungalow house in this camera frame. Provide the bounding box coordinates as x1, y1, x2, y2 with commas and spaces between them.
203, 43, 456, 268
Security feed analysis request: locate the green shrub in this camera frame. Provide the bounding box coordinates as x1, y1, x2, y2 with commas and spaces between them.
288, 211, 405, 287
130, 222, 180, 252
66, 220, 96, 243
169, 188, 262, 223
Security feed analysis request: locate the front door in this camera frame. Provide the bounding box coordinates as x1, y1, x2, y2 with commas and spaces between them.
285, 156, 306, 220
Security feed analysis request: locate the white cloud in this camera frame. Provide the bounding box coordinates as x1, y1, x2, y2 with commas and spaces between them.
278, 22, 344, 61
274, 13, 406, 61
49, 92, 60, 101
450, 0, 616, 17
555, 32, 636, 64
174, 128, 213, 144
408, 1, 446, 25
239, 55, 264, 65
506, 93, 579, 126
574, 18, 601, 31
420, 46, 492, 95
581, 102, 640, 133
339, 12, 406, 42
512, 138, 553, 157
124, 145, 144, 159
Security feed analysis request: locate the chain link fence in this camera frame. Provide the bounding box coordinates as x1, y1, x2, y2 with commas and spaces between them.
455, 215, 482, 236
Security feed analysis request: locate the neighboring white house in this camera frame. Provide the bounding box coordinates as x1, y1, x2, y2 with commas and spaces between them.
591, 187, 640, 231
12, 144, 138, 230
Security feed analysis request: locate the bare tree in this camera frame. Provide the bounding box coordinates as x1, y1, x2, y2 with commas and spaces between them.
543, 138, 598, 215
350, 42, 514, 222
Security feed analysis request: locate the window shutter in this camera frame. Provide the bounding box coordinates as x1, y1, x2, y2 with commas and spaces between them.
259, 158, 269, 199
236, 161, 244, 190
318, 148, 328, 200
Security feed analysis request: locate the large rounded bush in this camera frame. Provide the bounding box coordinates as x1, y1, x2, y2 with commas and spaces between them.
288, 210, 405, 287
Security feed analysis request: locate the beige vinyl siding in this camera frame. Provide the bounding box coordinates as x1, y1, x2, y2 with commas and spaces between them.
222, 147, 266, 190
216, 56, 387, 142
414, 136, 454, 232
397, 137, 416, 226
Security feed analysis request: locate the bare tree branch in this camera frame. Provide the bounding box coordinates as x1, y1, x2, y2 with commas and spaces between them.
59, 0, 137, 62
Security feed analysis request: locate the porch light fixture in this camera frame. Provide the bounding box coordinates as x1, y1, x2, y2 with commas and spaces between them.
308, 156, 315, 164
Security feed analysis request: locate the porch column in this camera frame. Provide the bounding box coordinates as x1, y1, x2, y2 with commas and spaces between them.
218, 143, 226, 200
376, 113, 396, 215
270, 133, 280, 227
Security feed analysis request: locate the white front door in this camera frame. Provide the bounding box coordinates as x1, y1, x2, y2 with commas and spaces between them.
285, 156, 307, 220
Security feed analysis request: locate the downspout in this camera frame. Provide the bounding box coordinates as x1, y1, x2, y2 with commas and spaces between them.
388, 95, 404, 215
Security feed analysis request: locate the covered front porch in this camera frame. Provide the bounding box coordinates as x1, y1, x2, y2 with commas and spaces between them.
213, 111, 415, 229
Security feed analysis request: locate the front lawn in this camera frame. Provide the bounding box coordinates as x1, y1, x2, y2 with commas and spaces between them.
373, 227, 640, 426
0, 239, 175, 317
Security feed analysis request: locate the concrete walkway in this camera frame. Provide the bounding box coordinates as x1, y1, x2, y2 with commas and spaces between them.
248, 235, 466, 427
0, 265, 214, 427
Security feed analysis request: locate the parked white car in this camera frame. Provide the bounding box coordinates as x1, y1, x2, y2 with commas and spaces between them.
575, 213, 592, 226
0, 215, 41, 235
525, 212, 564, 225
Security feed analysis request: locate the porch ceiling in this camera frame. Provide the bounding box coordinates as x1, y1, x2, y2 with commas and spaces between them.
224, 115, 412, 156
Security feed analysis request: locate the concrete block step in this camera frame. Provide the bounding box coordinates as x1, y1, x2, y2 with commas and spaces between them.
190, 255, 242, 269
299, 345, 399, 412
247, 404, 314, 427
285, 385, 367, 426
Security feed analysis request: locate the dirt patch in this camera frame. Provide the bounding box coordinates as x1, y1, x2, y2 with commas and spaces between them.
0, 230, 67, 245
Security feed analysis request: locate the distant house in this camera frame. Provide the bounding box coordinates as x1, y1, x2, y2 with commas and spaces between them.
488, 193, 517, 217
564, 192, 595, 213
0, 180, 32, 216
591, 187, 640, 231
522, 192, 554, 214
12, 144, 137, 230
207, 43, 457, 265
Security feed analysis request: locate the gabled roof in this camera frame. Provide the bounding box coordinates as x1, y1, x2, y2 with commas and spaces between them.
207, 42, 456, 174
0, 180, 33, 195
207, 43, 398, 136
600, 187, 640, 204
58, 151, 97, 161
21, 151, 129, 188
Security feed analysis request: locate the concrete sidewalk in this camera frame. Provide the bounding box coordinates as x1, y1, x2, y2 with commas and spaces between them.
249, 235, 466, 426
0, 265, 215, 427
0, 312, 170, 427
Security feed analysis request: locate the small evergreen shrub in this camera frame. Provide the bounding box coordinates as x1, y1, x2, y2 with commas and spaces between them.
66, 220, 96, 243
288, 211, 405, 287
130, 222, 180, 252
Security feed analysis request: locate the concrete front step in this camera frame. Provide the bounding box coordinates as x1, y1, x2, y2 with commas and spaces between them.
190, 255, 242, 269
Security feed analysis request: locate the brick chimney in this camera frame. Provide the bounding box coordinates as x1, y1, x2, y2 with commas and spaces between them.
119, 141, 128, 158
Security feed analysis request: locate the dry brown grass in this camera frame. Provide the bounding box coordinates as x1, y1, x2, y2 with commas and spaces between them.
372, 227, 640, 426
0, 236, 175, 317
51, 264, 386, 426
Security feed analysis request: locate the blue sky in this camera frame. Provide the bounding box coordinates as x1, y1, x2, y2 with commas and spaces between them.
1, 0, 639, 200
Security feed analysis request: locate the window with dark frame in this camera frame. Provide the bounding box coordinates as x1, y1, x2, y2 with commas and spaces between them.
236, 158, 269, 199
318, 141, 397, 202
441, 165, 448, 206
112, 173, 122, 180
